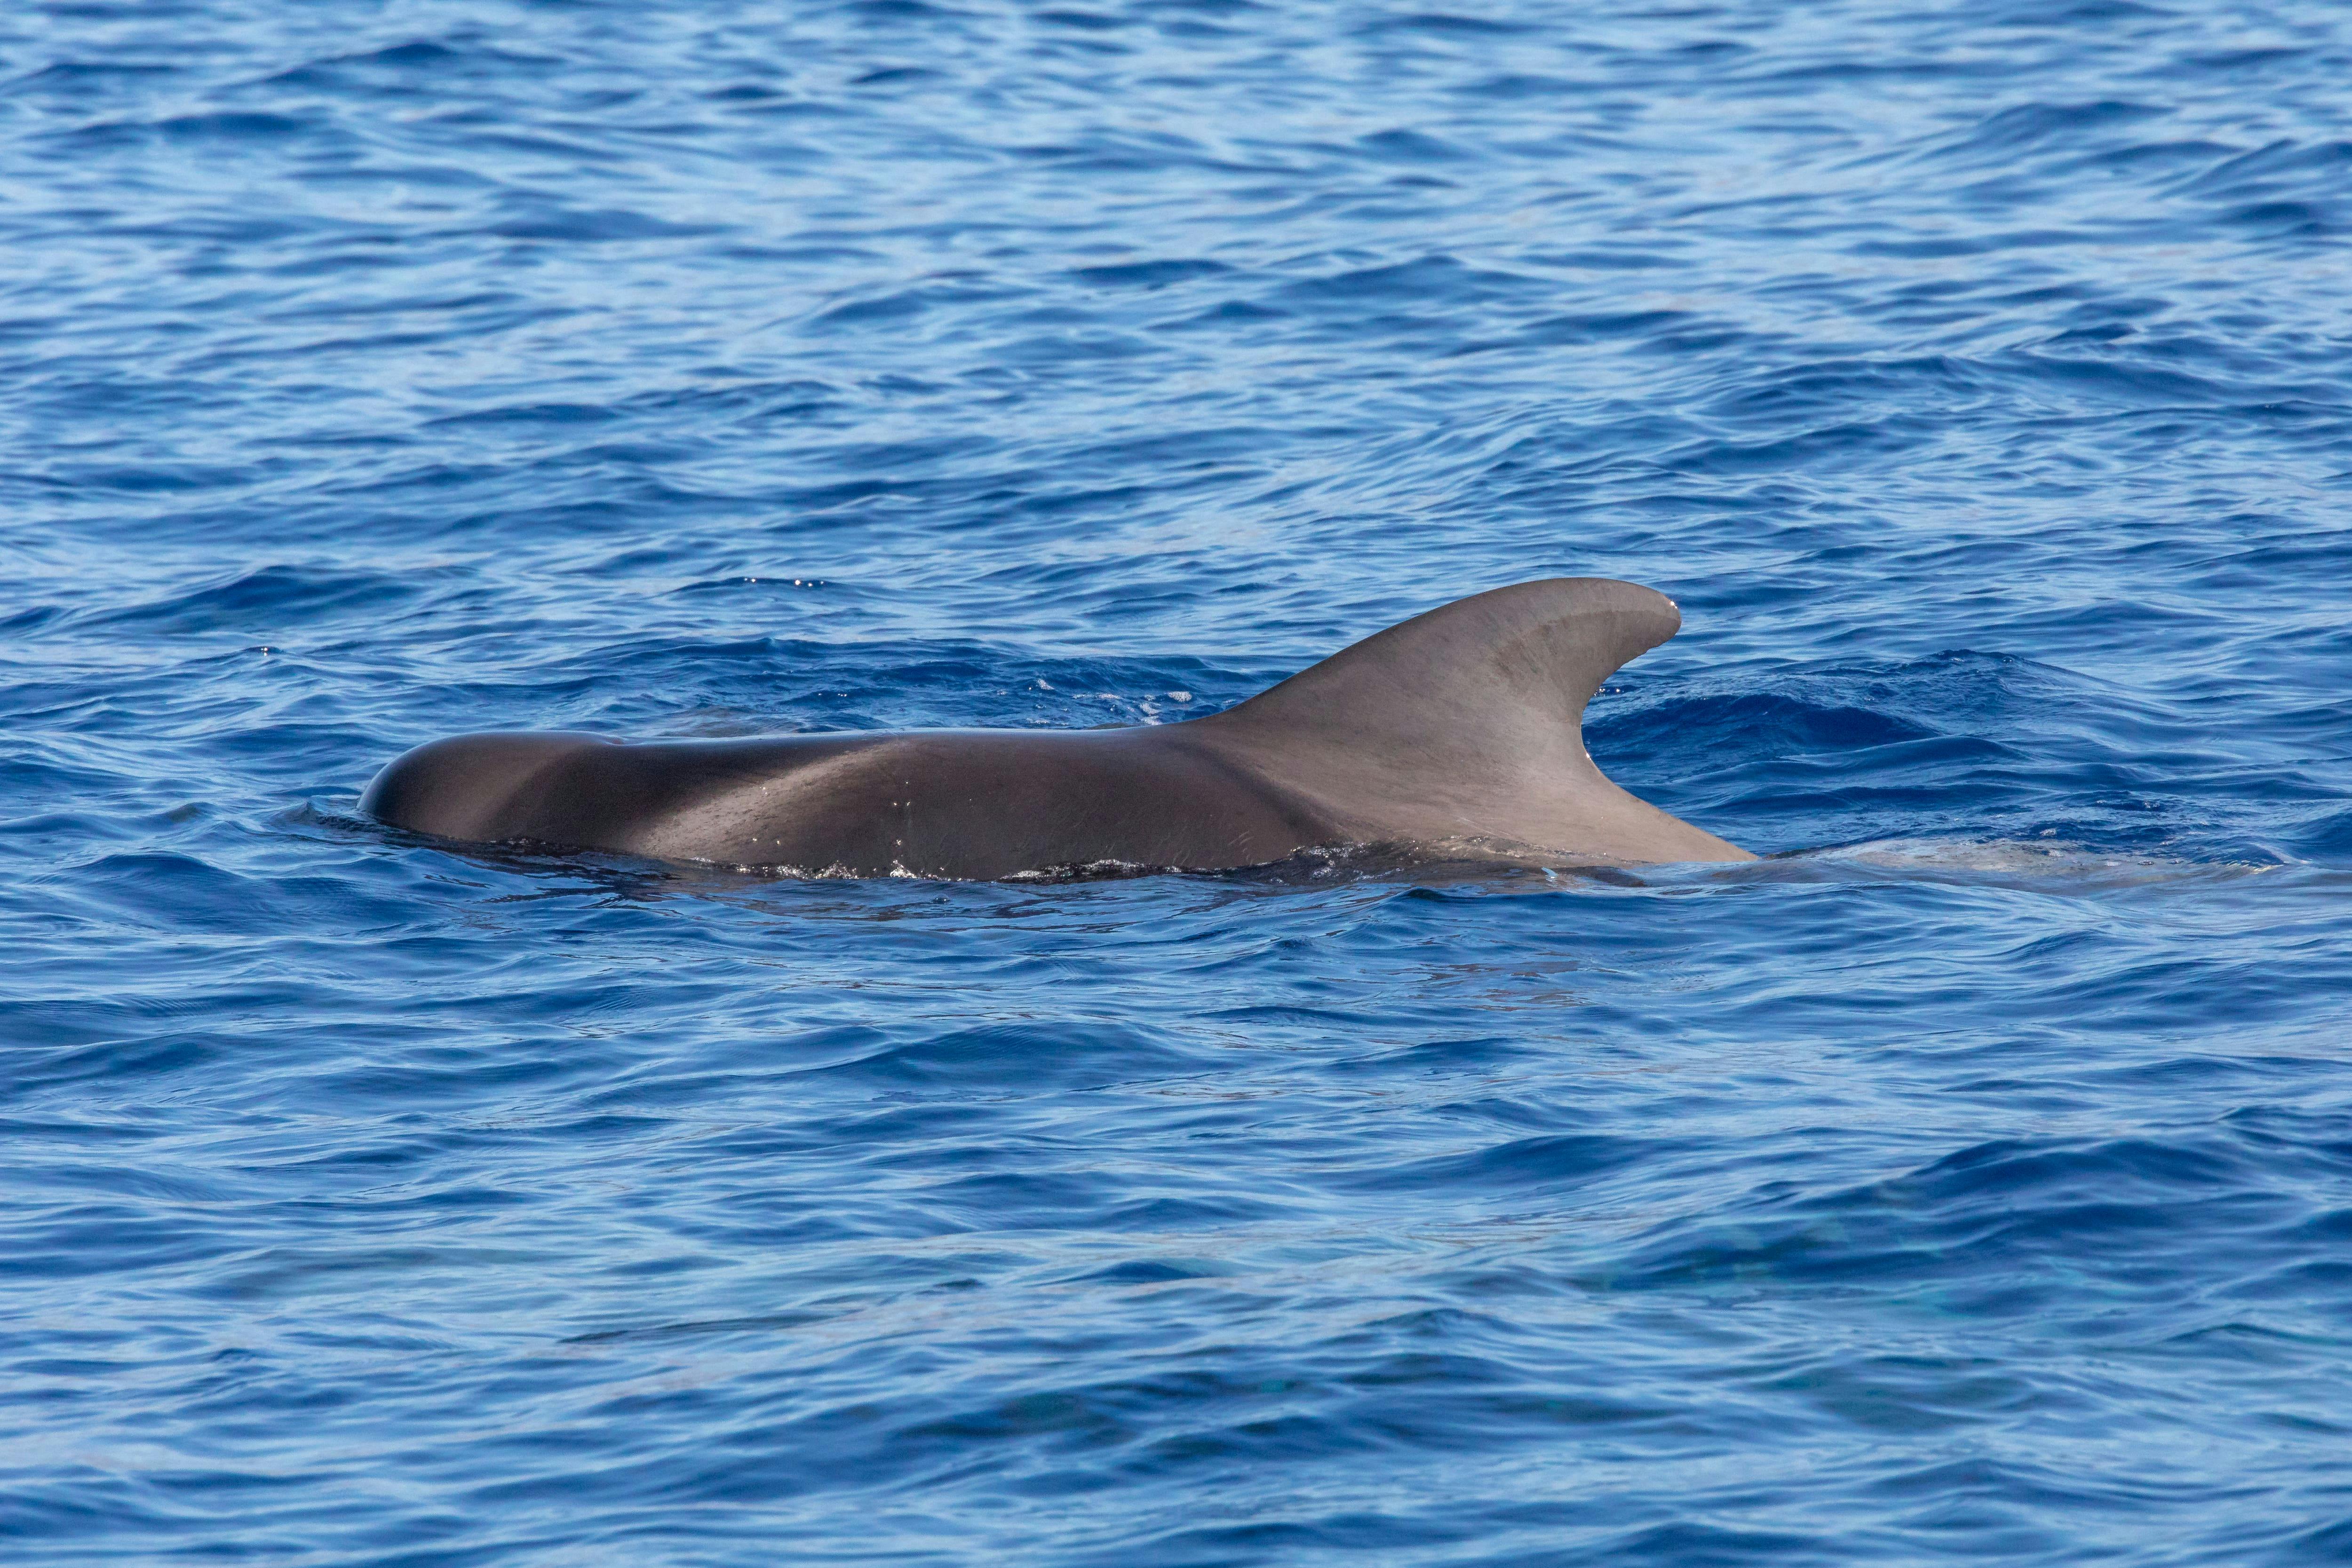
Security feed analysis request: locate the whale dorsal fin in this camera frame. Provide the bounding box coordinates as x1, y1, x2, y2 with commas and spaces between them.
1211, 578, 1680, 753
1195, 578, 1746, 863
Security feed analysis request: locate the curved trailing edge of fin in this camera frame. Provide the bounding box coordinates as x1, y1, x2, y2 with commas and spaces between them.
1194, 578, 1752, 864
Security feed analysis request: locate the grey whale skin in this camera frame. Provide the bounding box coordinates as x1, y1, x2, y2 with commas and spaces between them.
362, 578, 1754, 878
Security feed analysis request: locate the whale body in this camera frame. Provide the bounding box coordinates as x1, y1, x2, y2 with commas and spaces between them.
361, 578, 1753, 878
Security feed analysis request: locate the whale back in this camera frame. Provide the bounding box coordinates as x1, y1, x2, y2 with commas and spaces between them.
362, 578, 1753, 873
1193, 578, 1747, 863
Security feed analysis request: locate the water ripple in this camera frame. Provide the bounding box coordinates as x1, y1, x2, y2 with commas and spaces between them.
7, 0, 2352, 1562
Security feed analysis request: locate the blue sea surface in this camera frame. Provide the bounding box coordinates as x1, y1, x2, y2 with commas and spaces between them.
7, 1, 2352, 1562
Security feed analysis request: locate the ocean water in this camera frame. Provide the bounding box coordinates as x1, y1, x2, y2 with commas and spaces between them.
6, 0, 2352, 1561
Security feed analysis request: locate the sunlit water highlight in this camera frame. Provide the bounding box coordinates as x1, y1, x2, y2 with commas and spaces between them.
6, 1, 2352, 1562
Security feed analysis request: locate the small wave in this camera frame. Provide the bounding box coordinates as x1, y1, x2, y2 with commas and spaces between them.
10, 2, 2352, 1561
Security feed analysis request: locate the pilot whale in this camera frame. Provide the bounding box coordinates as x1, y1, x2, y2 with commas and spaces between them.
361, 578, 1753, 878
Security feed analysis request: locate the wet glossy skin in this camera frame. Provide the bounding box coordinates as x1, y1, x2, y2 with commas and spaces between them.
363, 579, 1756, 878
